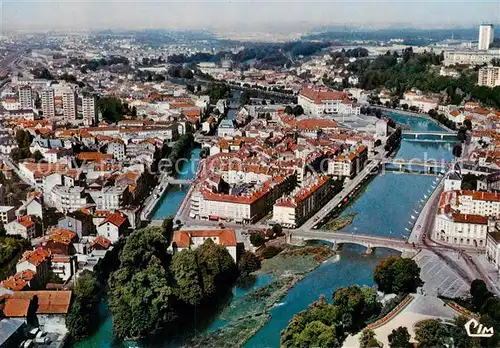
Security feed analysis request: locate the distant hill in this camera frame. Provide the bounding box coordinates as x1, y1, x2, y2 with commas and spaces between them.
302, 27, 490, 44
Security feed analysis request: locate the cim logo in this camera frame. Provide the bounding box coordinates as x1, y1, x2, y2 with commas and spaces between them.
464, 318, 494, 338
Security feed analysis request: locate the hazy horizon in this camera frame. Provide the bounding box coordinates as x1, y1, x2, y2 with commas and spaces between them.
1, 0, 499, 34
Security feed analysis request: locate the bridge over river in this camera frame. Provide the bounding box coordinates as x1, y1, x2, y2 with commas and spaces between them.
287, 230, 418, 254
402, 130, 457, 140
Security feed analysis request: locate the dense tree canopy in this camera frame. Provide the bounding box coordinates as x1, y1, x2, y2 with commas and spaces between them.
97, 96, 128, 123
281, 286, 381, 348
238, 250, 261, 277
388, 326, 412, 348
347, 49, 500, 109
108, 227, 237, 339
67, 271, 103, 340
359, 328, 381, 348
414, 319, 450, 348
373, 256, 421, 294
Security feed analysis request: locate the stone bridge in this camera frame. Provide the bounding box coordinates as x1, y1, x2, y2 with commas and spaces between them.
288, 230, 418, 254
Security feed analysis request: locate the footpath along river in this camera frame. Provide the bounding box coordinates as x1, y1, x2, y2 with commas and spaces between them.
76, 112, 456, 348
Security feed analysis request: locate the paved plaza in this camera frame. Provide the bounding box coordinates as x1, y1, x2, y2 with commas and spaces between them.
415, 250, 470, 298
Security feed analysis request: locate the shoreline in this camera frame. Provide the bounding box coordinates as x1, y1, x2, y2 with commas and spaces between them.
378, 106, 454, 133
188, 245, 336, 347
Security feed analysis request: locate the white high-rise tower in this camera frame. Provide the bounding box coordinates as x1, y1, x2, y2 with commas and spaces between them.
478, 24, 494, 50
41, 88, 55, 118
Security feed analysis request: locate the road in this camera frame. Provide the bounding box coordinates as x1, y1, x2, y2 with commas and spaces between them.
410, 174, 500, 295
301, 153, 384, 230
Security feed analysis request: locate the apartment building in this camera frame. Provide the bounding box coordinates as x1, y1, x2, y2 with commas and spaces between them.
62, 88, 77, 120
95, 185, 128, 210
41, 88, 55, 118
328, 145, 368, 178
192, 174, 294, 224
443, 50, 500, 67
0, 206, 16, 224
18, 85, 33, 109
16, 247, 51, 286
486, 231, 500, 275
51, 185, 87, 212
478, 66, 500, 87
5, 216, 36, 240
478, 24, 494, 50
106, 141, 126, 161
298, 87, 360, 117
82, 93, 98, 126
435, 212, 489, 247
272, 175, 331, 228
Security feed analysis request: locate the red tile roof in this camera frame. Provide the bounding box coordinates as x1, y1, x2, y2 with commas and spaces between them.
16, 215, 35, 229
47, 227, 77, 245
300, 87, 347, 104
4, 291, 72, 315
19, 247, 50, 266
173, 229, 237, 248
89, 235, 112, 250
77, 152, 113, 162
99, 211, 127, 227
2, 298, 31, 317
452, 213, 488, 224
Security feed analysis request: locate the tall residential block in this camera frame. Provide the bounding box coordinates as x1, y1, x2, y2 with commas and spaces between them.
478, 24, 494, 50
62, 89, 77, 120
478, 66, 500, 87
18, 85, 33, 109
82, 93, 98, 125
41, 88, 55, 118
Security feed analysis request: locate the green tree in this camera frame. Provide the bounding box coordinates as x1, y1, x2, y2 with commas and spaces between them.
470, 279, 491, 311
461, 174, 478, 191
67, 271, 102, 340
281, 296, 341, 348
295, 321, 340, 348
195, 238, 237, 297
162, 217, 174, 244
415, 320, 450, 348
109, 257, 177, 339
463, 119, 472, 131
171, 249, 204, 306
250, 232, 265, 247
119, 227, 170, 269
388, 326, 412, 348
238, 250, 261, 276
449, 316, 481, 348
32, 150, 44, 162
98, 96, 126, 123
373, 256, 421, 294
359, 328, 381, 348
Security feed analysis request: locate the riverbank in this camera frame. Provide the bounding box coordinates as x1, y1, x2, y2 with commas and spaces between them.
186, 245, 334, 347
149, 147, 201, 220
377, 106, 454, 132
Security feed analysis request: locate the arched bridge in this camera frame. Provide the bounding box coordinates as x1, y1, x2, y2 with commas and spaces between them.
164, 177, 193, 185
402, 131, 457, 140
288, 230, 418, 254
382, 159, 450, 169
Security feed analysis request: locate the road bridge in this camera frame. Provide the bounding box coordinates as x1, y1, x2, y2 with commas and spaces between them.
164, 177, 193, 185
383, 159, 450, 169
288, 230, 418, 254
402, 131, 457, 140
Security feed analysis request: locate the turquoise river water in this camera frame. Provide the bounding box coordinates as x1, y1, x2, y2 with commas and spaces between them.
75, 112, 456, 348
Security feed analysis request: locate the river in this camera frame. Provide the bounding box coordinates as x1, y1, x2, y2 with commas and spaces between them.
76, 112, 453, 348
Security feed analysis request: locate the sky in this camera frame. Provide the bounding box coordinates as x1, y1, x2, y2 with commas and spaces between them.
1, 0, 500, 33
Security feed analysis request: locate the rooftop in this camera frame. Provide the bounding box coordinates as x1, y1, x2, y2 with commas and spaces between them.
173, 229, 237, 248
